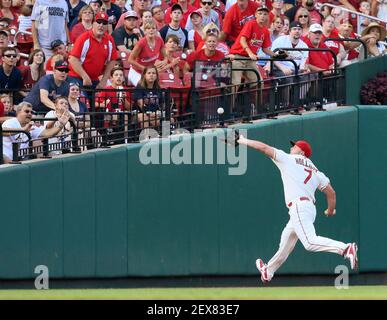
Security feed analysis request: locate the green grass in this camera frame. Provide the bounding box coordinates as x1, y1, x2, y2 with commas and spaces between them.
0, 286, 386, 300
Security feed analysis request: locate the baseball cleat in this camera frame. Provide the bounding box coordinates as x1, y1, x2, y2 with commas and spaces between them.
256, 259, 270, 283
344, 243, 358, 270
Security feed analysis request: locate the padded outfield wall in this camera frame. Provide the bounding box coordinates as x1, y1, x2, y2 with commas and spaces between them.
4, 106, 386, 280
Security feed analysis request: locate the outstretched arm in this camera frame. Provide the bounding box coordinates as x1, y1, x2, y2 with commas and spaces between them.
322, 183, 336, 216
237, 134, 275, 159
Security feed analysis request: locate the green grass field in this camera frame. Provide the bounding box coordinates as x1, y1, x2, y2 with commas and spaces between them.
0, 286, 386, 300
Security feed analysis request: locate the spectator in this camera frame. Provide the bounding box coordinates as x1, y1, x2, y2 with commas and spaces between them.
21, 48, 46, 90
184, 32, 225, 72
133, 65, 163, 128
115, 0, 128, 14
101, 0, 121, 29
0, 29, 9, 47
0, 47, 23, 103
1, 101, 71, 163
67, 82, 88, 115
330, 7, 344, 28
270, 16, 285, 41
295, 7, 311, 37
229, 5, 277, 84
371, 0, 387, 21
281, 16, 290, 35
96, 66, 131, 111
332, 19, 361, 65
304, 23, 334, 74
68, 0, 87, 29
185, 0, 221, 32
285, 0, 323, 25
139, 9, 154, 37
111, 10, 140, 56
151, 5, 165, 30
270, 21, 309, 77
70, 5, 95, 43
161, 34, 187, 78
45, 40, 69, 73
358, 1, 371, 34
360, 22, 387, 58
197, 22, 230, 56
269, 0, 286, 24
160, 4, 189, 52
165, 0, 196, 28
321, 15, 347, 66
31, 0, 70, 58
0, 0, 19, 29
188, 11, 204, 51
127, 21, 166, 86
46, 53, 65, 75
24, 60, 70, 113
44, 95, 75, 154
68, 12, 118, 88
220, 0, 259, 47
0, 93, 13, 115
89, 0, 102, 15
114, 0, 152, 30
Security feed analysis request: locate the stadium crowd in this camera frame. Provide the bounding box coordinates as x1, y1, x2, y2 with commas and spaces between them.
0, 0, 386, 162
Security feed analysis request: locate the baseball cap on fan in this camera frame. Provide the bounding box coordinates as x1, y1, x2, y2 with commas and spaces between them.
124, 10, 138, 19
95, 12, 108, 22
290, 140, 312, 158
54, 60, 70, 72
309, 23, 323, 33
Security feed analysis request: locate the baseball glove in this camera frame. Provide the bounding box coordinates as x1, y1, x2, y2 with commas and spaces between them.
275, 50, 288, 60
224, 129, 240, 147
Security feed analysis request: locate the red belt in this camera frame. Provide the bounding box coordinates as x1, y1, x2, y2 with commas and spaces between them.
288, 197, 310, 208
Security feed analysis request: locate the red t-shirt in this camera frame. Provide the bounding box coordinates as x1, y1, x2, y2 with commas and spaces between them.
95, 85, 130, 112
321, 34, 340, 56
132, 36, 164, 73
303, 37, 333, 70
68, 30, 118, 81
230, 20, 272, 56
70, 23, 88, 44
165, 4, 197, 29
222, 1, 259, 42
329, 28, 359, 60
186, 48, 225, 70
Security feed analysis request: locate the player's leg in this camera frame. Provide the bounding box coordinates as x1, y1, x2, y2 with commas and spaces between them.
257, 219, 298, 282
267, 220, 298, 276
290, 202, 347, 255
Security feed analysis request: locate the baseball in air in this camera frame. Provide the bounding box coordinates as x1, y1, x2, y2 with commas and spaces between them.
217, 107, 224, 115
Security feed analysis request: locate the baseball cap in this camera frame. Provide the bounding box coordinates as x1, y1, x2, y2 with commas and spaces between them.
190, 11, 203, 19
171, 3, 183, 12
0, 29, 9, 37
289, 21, 302, 29
124, 10, 138, 19
309, 23, 323, 33
54, 60, 70, 72
95, 12, 108, 22
290, 140, 312, 158
89, 0, 102, 4
50, 39, 64, 50
256, 4, 269, 12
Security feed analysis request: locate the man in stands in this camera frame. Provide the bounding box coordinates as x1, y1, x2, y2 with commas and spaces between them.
24, 61, 70, 113
0, 47, 23, 104
304, 23, 334, 74
112, 10, 140, 56
45, 40, 69, 73
165, 0, 196, 28
68, 12, 118, 89
220, 0, 259, 47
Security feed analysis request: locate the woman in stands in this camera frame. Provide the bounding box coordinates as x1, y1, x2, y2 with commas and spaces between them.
196, 22, 230, 56
361, 22, 387, 58
161, 34, 187, 78
0, 0, 19, 29
68, 82, 88, 115
70, 6, 94, 44
295, 7, 311, 37
21, 49, 46, 90
188, 11, 204, 52
270, 16, 285, 41
127, 21, 167, 86
133, 65, 164, 128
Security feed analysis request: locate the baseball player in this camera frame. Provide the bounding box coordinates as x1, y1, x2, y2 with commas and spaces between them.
237, 134, 358, 283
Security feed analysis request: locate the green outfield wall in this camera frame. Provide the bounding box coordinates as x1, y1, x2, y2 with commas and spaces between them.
1, 106, 386, 280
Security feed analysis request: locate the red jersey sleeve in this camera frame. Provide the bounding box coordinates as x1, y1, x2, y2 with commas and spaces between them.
262, 28, 272, 49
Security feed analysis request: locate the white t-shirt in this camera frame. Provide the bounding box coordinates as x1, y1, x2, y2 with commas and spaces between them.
31, 0, 69, 49
271, 35, 309, 71
272, 148, 330, 206
2, 117, 44, 160
44, 110, 73, 147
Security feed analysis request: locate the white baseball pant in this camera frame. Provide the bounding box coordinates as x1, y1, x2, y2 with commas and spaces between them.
266, 198, 348, 279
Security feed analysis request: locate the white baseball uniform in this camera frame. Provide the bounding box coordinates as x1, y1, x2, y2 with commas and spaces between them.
264, 148, 347, 280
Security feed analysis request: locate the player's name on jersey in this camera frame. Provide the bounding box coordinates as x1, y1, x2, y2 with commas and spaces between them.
295, 157, 318, 172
